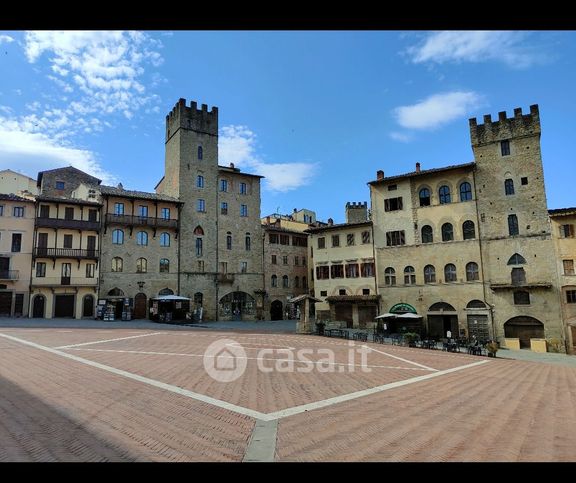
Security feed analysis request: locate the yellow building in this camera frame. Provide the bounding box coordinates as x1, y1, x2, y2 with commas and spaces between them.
0, 169, 38, 197
0, 194, 35, 317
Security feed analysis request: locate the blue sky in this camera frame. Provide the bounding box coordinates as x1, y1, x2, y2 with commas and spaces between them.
0, 31, 575, 222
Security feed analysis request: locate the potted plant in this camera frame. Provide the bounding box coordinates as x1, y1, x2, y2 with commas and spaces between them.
403, 332, 419, 347
485, 340, 499, 357
315, 320, 325, 336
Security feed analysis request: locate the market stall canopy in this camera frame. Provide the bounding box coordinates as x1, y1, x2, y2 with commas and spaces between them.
397, 313, 423, 319
375, 313, 397, 319
288, 294, 323, 303
151, 295, 191, 301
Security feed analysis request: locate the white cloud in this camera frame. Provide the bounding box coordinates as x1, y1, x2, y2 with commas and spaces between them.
219, 125, 318, 192
407, 31, 543, 68
0, 35, 14, 44
0, 119, 115, 184
389, 131, 413, 143
394, 91, 482, 130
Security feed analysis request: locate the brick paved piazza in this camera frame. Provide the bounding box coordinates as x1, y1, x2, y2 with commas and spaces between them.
1, 326, 575, 461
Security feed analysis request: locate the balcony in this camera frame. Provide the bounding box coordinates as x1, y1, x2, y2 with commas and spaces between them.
33, 248, 99, 260
217, 273, 235, 284
0, 270, 19, 281
105, 214, 178, 229
31, 277, 98, 287
35, 217, 100, 231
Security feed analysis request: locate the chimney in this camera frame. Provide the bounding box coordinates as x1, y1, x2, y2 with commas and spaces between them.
266, 216, 270, 224
376, 170, 384, 180
230, 162, 235, 169
416, 162, 421, 173
328, 218, 334, 226
293, 208, 297, 213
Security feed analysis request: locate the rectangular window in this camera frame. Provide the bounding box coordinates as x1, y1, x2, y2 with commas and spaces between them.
302, 257, 306, 266
197, 199, 206, 212
13, 206, 24, 217
239, 182, 247, 194
114, 203, 124, 215
0, 205, 3, 216
198, 260, 204, 272
161, 208, 170, 220
330, 264, 344, 278
11, 233, 21, 252
567, 290, 576, 304
64, 207, 74, 220
316, 266, 329, 280
220, 179, 228, 192
240, 261, 248, 273
36, 262, 46, 278
317, 237, 325, 249
138, 205, 148, 217
386, 230, 405, 246
63, 234, 73, 249
361, 262, 375, 277
294, 256, 299, 266
220, 262, 228, 274
346, 263, 359, 278
240, 204, 248, 217
283, 256, 288, 265
269, 233, 279, 244
501, 140, 510, 156
320, 290, 327, 297
332, 235, 340, 247
39, 205, 50, 218
388, 184, 397, 191
55, 181, 65, 190
271, 255, 277, 264
88, 209, 98, 222
362, 230, 371, 244
221, 202, 228, 215
563, 260, 575, 275
292, 236, 307, 247
86, 263, 95, 278
280, 235, 290, 245
384, 197, 403, 212
196, 238, 203, 257
514, 291, 530, 305
339, 289, 346, 295
197, 175, 204, 188
521, 177, 528, 185
508, 214, 519, 236
362, 289, 370, 295
560, 224, 575, 238
346, 234, 355, 246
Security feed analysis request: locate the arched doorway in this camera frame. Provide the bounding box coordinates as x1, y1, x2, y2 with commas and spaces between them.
504, 316, 545, 349
270, 300, 283, 320
133, 293, 147, 319
219, 292, 256, 320
427, 302, 458, 339
82, 295, 94, 318
466, 300, 490, 341
107, 288, 125, 319
32, 294, 45, 318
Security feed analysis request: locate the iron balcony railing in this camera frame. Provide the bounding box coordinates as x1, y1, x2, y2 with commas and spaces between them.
35, 217, 100, 231
105, 214, 178, 229
0, 270, 19, 280
33, 248, 99, 259
31, 277, 98, 286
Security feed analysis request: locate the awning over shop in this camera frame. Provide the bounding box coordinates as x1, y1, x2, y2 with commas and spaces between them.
151, 295, 191, 301
325, 295, 380, 303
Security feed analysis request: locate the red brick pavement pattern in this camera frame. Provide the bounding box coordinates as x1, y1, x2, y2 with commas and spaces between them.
0, 336, 253, 462
276, 358, 576, 462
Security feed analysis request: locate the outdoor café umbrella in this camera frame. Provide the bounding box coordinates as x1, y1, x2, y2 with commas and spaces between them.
396, 313, 422, 319
375, 313, 397, 319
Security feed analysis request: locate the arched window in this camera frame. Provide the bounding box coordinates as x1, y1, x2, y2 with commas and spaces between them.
137, 231, 148, 246
245, 233, 251, 251
463, 220, 475, 240
112, 229, 124, 245
508, 214, 519, 236
419, 188, 431, 207
198, 146, 203, 160
404, 266, 416, 285
160, 232, 170, 247
294, 276, 300, 288
282, 275, 289, 288
136, 257, 147, 273
441, 223, 454, 241
196, 238, 203, 257
159, 288, 174, 296
421, 225, 433, 243
193, 226, 204, 236
511, 267, 526, 285
439, 185, 451, 204
424, 264, 436, 283
505, 178, 514, 195
271, 275, 278, 287
112, 257, 123, 272
226, 232, 232, 250
507, 253, 526, 265
459, 182, 472, 201
194, 292, 203, 306
466, 262, 479, 281
159, 258, 170, 273
444, 263, 457, 282
384, 267, 396, 286
108, 288, 124, 296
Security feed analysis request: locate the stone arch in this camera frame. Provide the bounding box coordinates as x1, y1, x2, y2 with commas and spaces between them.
158, 288, 174, 296
504, 316, 544, 348
108, 288, 124, 297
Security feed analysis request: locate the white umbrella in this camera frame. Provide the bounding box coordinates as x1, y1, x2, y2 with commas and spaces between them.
396, 313, 422, 319
375, 313, 397, 319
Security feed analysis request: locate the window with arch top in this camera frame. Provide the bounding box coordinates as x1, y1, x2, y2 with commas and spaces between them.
466, 262, 479, 281
137, 231, 148, 246
441, 223, 454, 241
421, 225, 433, 243
444, 263, 457, 282
198, 146, 203, 160
505, 178, 514, 195
419, 188, 430, 207
463, 220, 475, 240
439, 185, 451, 204
507, 253, 526, 265
160, 232, 170, 247
384, 267, 396, 286
424, 265, 436, 283
459, 182, 472, 201
404, 266, 416, 285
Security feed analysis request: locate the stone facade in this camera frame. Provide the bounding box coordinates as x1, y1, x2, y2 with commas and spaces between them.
369, 105, 565, 349
550, 208, 576, 353
0, 194, 35, 317
157, 98, 264, 321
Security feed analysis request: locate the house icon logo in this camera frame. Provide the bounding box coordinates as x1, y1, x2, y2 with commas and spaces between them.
203, 338, 247, 382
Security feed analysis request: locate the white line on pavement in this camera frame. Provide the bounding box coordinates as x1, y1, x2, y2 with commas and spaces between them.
54, 332, 164, 349
364, 345, 439, 371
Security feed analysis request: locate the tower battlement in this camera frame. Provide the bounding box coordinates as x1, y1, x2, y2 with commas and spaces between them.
469, 104, 540, 146
165, 98, 218, 141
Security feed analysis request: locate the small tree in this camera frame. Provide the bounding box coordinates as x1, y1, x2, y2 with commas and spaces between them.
485, 340, 499, 357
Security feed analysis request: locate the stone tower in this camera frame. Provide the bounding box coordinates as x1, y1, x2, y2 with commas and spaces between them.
470, 105, 564, 345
